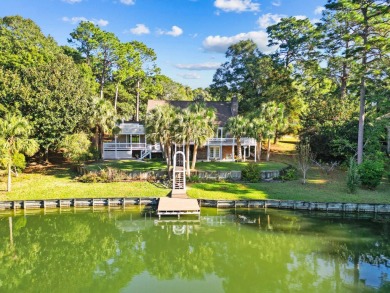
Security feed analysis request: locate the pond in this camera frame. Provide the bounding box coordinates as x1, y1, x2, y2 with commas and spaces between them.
0, 208, 389, 293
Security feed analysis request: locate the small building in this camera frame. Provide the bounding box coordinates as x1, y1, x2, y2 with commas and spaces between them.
102, 97, 257, 161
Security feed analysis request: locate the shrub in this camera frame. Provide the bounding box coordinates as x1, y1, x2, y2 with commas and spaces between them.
280, 165, 298, 181
187, 175, 201, 183
346, 157, 359, 193
242, 162, 261, 182
358, 160, 384, 190
59, 132, 92, 164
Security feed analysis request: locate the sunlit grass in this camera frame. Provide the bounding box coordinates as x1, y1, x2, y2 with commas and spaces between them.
195, 161, 286, 171
85, 159, 166, 172
0, 166, 169, 200
187, 167, 390, 203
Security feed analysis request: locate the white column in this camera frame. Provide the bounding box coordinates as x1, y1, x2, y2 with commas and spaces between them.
254, 144, 257, 162
232, 140, 234, 161
115, 135, 118, 159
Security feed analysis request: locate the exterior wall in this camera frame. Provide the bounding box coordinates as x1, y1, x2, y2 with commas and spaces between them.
116, 134, 145, 143
222, 146, 234, 160
197, 147, 208, 160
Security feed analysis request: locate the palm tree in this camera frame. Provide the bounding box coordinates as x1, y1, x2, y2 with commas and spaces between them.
225, 115, 249, 160
260, 102, 286, 161
248, 112, 266, 161
189, 103, 216, 170
173, 108, 194, 176
146, 105, 176, 172
88, 97, 116, 159
0, 114, 39, 192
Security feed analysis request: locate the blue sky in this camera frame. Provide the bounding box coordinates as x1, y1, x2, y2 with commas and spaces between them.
1, 0, 327, 89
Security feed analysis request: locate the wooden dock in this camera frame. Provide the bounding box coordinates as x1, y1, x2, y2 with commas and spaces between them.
156, 197, 200, 220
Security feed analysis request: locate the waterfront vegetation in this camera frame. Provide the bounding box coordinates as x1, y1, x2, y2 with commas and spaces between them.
1, 159, 389, 203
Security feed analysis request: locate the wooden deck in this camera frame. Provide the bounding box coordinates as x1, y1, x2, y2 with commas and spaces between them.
156, 197, 200, 219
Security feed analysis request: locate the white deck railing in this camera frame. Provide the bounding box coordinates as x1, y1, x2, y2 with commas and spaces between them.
207, 137, 256, 146
103, 142, 146, 150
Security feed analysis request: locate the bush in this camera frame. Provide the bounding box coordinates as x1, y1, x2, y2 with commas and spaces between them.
358, 160, 384, 190
346, 157, 359, 193
187, 175, 201, 183
242, 163, 261, 182
280, 165, 298, 181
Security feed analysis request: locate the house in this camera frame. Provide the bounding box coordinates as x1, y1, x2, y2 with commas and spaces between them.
102, 97, 257, 161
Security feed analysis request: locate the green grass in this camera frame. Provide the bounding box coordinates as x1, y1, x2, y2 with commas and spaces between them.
85, 159, 167, 172
0, 165, 169, 200
187, 167, 390, 203
195, 161, 287, 171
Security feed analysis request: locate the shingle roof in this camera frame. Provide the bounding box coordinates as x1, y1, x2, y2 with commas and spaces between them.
147, 100, 235, 126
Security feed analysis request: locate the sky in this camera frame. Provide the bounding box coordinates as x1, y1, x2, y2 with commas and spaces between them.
0, 0, 327, 89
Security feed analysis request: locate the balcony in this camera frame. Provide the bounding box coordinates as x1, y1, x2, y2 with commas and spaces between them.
103, 142, 146, 150
118, 123, 145, 135
207, 137, 256, 146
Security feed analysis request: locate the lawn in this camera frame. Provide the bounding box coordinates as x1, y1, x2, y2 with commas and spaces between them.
1, 161, 388, 204
85, 159, 167, 172
0, 164, 170, 200
187, 167, 390, 203
195, 161, 287, 171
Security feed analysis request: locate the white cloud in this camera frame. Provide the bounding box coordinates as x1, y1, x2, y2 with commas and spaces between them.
178, 72, 201, 79
310, 18, 321, 24
294, 15, 308, 20
257, 13, 286, 29
62, 0, 81, 3
314, 6, 325, 15
62, 16, 109, 26
120, 0, 135, 5
129, 24, 150, 35
214, 0, 260, 13
271, 0, 281, 7
203, 31, 275, 54
175, 62, 221, 70
157, 25, 183, 37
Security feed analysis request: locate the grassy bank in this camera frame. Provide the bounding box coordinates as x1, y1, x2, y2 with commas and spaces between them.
84, 159, 167, 172
1, 161, 388, 204
195, 161, 286, 171
187, 167, 390, 203
0, 164, 169, 200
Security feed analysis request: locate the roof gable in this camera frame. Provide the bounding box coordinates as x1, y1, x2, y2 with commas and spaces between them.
147, 100, 236, 126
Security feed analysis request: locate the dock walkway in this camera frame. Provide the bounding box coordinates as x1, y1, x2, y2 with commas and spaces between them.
156, 197, 200, 220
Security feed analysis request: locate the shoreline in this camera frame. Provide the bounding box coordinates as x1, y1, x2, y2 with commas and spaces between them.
1, 197, 390, 214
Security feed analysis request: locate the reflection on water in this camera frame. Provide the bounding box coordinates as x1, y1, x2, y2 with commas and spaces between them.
0, 208, 389, 293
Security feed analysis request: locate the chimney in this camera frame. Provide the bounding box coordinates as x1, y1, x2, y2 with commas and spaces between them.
231, 95, 238, 116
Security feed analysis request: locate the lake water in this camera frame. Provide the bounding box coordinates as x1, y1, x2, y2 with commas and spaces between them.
0, 207, 389, 292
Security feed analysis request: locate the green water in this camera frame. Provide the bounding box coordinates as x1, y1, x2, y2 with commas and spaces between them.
0, 208, 389, 293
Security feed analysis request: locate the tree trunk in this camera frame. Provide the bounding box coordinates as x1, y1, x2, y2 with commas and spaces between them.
45, 145, 50, 163
340, 61, 348, 100
114, 82, 119, 113
273, 131, 278, 144
185, 143, 190, 176
191, 144, 199, 170
237, 137, 242, 160
357, 76, 366, 164
136, 80, 140, 122
256, 140, 262, 162
7, 163, 11, 192
266, 138, 271, 161
357, 7, 368, 165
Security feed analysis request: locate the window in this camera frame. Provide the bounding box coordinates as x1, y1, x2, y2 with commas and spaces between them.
217, 127, 223, 138
126, 135, 140, 143
132, 135, 140, 143
209, 146, 220, 159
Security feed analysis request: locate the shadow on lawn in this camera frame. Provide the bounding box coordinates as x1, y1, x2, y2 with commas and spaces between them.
26, 163, 77, 179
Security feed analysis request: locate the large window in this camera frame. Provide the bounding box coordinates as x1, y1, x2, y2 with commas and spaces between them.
216, 127, 223, 138
209, 146, 220, 159
126, 135, 140, 143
